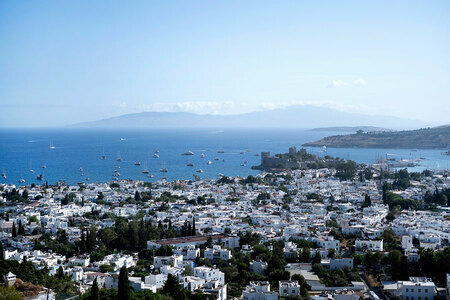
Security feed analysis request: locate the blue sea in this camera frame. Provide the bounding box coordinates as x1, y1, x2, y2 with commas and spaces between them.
0, 129, 448, 185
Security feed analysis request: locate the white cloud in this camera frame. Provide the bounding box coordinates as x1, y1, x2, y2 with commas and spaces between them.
328, 79, 351, 88
328, 78, 366, 88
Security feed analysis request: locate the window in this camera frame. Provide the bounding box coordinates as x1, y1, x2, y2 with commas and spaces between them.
425, 289, 428, 292
284, 289, 287, 293
419, 289, 421, 292
406, 288, 409, 292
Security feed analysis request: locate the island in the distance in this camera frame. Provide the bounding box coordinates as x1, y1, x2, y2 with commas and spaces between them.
309, 126, 392, 133
303, 125, 450, 149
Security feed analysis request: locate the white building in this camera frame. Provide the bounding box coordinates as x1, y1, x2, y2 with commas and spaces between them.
193, 266, 225, 286
321, 258, 353, 270
153, 255, 183, 269
204, 245, 232, 261
250, 260, 268, 274
279, 280, 300, 297
355, 239, 383, 252
402, 235, 413, 252
394, 277, 435, 300
242, 281, 278, 300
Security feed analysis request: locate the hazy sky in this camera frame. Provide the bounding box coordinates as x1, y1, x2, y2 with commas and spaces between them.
1, 1, 449, 127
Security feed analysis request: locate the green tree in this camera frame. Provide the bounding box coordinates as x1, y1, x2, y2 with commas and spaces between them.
12, 222, 17, 238
313, 252, 321, 264
117, 266, 130, 300
89, 277, 100, 300
0, 243, 4, 260
18, 221, 25, 236
0, 286, 22, 300
161, 273, 186, 299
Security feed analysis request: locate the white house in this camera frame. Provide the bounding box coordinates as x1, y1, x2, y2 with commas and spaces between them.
242, 281, 278, 300
279, 281, 300, 297
193, 266, 225, 286
355, 239, 383, 252
204, 245, 232, 262
394, 277, 435, 300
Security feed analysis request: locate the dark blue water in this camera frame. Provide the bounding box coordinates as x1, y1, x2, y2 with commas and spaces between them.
0, 129, 448, 185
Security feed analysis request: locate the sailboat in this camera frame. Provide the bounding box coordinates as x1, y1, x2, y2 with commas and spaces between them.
29, 160, 34, 173
49, 141, 55, 149
159, 162, 168, 172
116, 152, 122, 162
142, 162, 150, 174
19, 178, 25, 183
1, 168, 6, 179
101, 147, 106, 160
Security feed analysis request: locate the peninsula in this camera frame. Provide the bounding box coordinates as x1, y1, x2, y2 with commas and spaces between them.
303, 125, 450, 149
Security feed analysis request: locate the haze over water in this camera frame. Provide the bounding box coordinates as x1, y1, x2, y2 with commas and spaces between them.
0, 129, 448, 186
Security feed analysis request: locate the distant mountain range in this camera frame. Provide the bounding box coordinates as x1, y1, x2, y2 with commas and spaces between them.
310, 126, 392, 133
303, 125, 450, 149
72, 105, 432, 129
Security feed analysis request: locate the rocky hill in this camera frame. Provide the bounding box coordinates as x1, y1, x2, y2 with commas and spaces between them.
302, 125, 450, 149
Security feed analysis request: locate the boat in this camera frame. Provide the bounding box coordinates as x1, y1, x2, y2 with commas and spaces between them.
101, 147, 106, 160
159, 168, 168, 172
116, 152, 122, 162
29, 160, 34, 173
240, 151, 245, 154
217, 150, 224, 153
214, 157, 219, 161
240, 163, 245, 166
244, 160, 248, 164
120, 137, 125, 141
142, 162, 150, 174
442, 150, 450, 156
154, 150, 159, 153
116, 165, 121, 169
1, 168, 6, 179
134, 161, 141, 166
182, 151, 194, 156
85, 177, 90, 181
37, 174, 43, 181
19, 178, 25, 183
148, 174, 154, 178
79, 167, 83, 172
187, 163, 194, 167
42, 164, 46, 169
153, 154, 159, 158
201, 153, 205, 158
207, 160, 212, 165
196, 169, 203, 173
49, 141, 55, 149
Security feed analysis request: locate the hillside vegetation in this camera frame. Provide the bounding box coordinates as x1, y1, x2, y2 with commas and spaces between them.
302, 125, 450, 149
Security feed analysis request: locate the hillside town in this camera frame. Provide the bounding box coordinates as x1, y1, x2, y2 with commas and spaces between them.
0, 148, 449, 300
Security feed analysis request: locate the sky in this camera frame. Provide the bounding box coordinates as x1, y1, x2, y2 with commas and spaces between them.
0, 0, 449, 127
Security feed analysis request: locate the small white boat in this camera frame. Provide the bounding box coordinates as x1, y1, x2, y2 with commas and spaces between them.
49, 141, 55, 149
196, 169, 203, 173
42, 164, 46, 169
154, 150, 159, 153
116, 151, 122, 162
134, 161, 141, 166
19, 178, 25, 183
159, 168, 168, 172
79, 167, 83, 172
201, 153, 205, 158
153, 154, 159, 158
207, 160, 212, 165
148, 174, 155, 178
181, 150, 194, 156
1, 168, 6, 179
